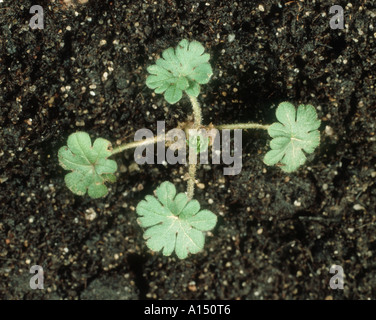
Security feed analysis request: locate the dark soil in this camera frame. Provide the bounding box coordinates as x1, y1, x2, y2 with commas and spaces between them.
1, 0, 375, 300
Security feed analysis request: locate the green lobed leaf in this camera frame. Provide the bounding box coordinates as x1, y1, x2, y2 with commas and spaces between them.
136, 181, 217, 259
58, 132, 117, 198
145, 39, 213, 104
264, 102, 321, 172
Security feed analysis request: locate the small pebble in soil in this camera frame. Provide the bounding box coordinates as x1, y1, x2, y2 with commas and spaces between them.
85, 208, 97, 221
188, 281, 197, 292
197, 183, 205, 189
294, 200, 301, 207
128, 163, 140, 173
228, 34, 235, 43
353, 204, 365, 211
325, 125, 334, 136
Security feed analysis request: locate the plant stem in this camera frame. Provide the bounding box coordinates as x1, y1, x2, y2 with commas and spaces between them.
186, 95, 202, 200
188, 95, 202, 129
111, 135, 163, 156
215, 123, 270, 130
110, 120, 270, 157
186, 163, 197, 201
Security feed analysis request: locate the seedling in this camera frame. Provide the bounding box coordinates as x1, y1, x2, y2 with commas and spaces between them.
58, 39, 321, 259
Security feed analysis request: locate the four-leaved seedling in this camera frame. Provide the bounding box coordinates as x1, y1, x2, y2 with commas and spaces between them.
58, 39, 321, 259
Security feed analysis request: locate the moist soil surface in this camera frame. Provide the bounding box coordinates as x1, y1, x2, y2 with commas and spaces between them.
0, 0, 375, 299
